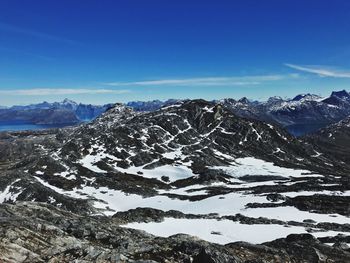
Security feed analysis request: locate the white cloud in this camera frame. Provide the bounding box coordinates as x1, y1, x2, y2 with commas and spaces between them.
105, 74, 298, 87
285, 63, 350, 78
0, 88, 131, 96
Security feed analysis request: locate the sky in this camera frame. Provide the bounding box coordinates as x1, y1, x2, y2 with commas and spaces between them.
1, 0, 350, 106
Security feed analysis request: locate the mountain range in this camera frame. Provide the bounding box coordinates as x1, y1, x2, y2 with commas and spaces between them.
0, 99, 350, 261
221, 90, 350, 136
0, 99, 113, 125
126, 90, 350, 136
1, 90, 350, 136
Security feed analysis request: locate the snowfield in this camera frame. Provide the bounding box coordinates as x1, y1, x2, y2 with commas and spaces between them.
4, 150, 341, 245
213, 157, 324, 178
122, 218, 348, 245
25, 163, 350, 245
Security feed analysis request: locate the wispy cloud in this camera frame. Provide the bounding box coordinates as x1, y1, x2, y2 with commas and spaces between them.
0, 22, 78, 45
0, 88, 130, 96
285, 63, 350, 78
0, 45, 54, 61
105, 74, 298, 87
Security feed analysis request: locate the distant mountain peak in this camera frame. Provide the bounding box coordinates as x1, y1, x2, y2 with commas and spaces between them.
330, 90, 350, 98
126, 98, 182, 112
267, 96, 284, 104
238, 97, 250, 104
292, 93, 322, 102
322, 89, 350, 106
62, 98, 78, 105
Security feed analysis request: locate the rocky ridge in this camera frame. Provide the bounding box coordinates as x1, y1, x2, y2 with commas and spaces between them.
306, 116, 350, 164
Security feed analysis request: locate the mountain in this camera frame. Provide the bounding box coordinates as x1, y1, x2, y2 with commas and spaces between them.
75, 103, 113, 121
0, 99, 113, 125
322, 90, 350, 107
291, 93, 323, 102
0, 99, 349, 261
1, 90, 350, 135
0, 108, 79, 125
220, 90, 350, 136
56, 99, 345, 177
10, 98, 78, 111
219, 98, 274, 124
126, 90, 350, 136
126, 99, 180, 111
306, 116, 350, 164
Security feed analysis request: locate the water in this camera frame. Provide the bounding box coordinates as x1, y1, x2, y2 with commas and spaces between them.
0, 121, 327, 136
0, 121, 75, 132
285, 123, 327, 137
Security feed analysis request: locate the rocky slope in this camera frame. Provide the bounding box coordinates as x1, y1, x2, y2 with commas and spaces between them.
0, 100, 349, 262
306, 116, 350, 164
1, 202, 350, 263
59, 99, 348, 174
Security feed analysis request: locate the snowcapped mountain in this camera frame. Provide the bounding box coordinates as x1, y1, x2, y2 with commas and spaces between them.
322, 90, 350, 107
126, 90, 350, 136
220, 90, 350, 135
0, 99, 113, 125
0, 99, 349, 261
1, 90, 350, 135
291, 93, 324, 102
10, 98, 78, 111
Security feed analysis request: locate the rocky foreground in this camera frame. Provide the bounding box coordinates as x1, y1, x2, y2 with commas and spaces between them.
0, 100, 350, 262
0, 202, 349, 263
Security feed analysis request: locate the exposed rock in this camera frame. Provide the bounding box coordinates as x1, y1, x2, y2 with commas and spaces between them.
0, 99, 350, 262
1, 202, 349, 263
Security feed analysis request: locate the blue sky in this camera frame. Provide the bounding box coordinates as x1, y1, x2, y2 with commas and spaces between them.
1, 0, 350, 105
